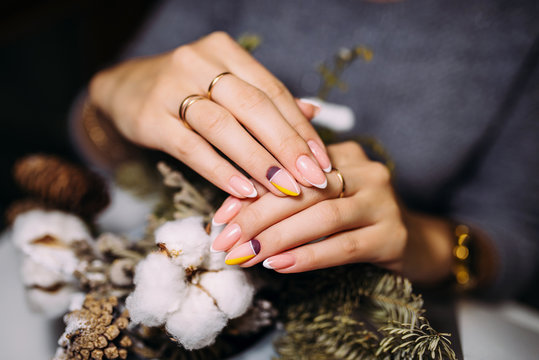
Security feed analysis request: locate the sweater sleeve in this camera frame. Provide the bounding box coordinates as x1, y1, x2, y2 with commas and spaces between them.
448, 41, 539, 299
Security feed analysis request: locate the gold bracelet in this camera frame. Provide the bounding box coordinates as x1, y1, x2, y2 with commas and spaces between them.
452, 224, 477, 291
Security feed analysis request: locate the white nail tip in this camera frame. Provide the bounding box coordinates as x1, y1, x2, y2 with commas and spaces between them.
210, 245, 223, 253
323, 164, 332, 173
211, 218, 224, 227
262, 259, 274, 269
245, 188, 258, 198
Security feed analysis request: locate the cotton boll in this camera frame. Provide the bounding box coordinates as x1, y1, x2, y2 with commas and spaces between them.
21, 257, 68, 287
126, 253, 188, 327
24, 244, 80, 278
154, 217, 211, 269
203, 251, 226, 271
53, 347, 67, 360
12, 210, 91, 248
165, 286, 227, 350
68, 292, 86, 312
199, 269, 254, 319
26, 285, 81, 318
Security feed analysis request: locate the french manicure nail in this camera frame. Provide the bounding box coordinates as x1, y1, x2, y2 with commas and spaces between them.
225, 239, 261, 265
212, 223, 241, 252
262, 253, 296, 270
266, 166, 300, 196
307, 140, 332, 173
296, 155, 327, 189
212, 197, 242, 226
229, 176, 257, 198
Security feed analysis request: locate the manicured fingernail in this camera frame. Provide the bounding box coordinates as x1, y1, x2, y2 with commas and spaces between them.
229, 176, 257, 198
212, 197, 242, 226
225, 239, 261, 265
296, 155, 327, 189
266, 166, 300, 196
212, 223, 241, 252
299, 98, 322, 117
262, 253, 296, 270
307, 140, 332, 173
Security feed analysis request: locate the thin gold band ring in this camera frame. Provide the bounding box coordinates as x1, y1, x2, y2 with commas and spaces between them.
178, 94, 205, 129
207, 71, 232, 100
332, 168, 346, 198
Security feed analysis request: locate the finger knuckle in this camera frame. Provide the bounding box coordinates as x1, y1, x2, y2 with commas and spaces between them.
369, 162, 391, 184
202, 107, 231, 135
207, 31, 233, 43
261, 79, 289, 101
169, 133, 200, 160
319, 202, 343, 228
276, 132, 303, 156
340, 233, 362, 256
237, 87, 268, 111
171, 44, 198, 67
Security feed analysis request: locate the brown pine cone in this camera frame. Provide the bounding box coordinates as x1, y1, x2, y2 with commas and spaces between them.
13, 154, 109, 219
56, 295, 131, 360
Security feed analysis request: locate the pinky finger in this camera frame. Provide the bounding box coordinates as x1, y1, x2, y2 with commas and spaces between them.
263, 226, 379, 273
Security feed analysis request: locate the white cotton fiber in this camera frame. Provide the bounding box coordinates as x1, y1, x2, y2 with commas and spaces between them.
12, 209, 91, 247
24, 244, 80, 277
203, 251, 226, 271
199, 269, 254, 319
165, 286, 228, 350
154, 217, 211, 269
26, 285, 81, 318
126, 253, 188, 327
21, 257, 67, 287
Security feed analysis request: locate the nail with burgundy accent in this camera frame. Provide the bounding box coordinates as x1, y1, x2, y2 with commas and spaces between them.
266, 166, 300, 196
225, 239, 261, 265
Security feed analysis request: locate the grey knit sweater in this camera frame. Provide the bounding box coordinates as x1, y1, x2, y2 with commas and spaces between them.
118, 0, 539, 299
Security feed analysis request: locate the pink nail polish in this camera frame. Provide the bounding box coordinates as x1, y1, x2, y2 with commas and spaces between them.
266, 166, 301, 196
212, 223, 241, 252
263, 253, 296, 270
212, 197, 242, 226
307, 140, 332, 173
296, 155, 327, 189
229, 176, 257, 198
225, 239, 261, 265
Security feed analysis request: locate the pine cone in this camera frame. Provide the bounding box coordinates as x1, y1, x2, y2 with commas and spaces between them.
13, 154, 109, 219
57, 295, 131, 360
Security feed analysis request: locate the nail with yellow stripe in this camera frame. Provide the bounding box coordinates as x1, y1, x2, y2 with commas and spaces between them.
225, 239, 261, 265
266, 166, 300, 196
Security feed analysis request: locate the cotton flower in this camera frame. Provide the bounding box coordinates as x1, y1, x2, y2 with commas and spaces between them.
126, 253, 188, 326
126, 216, 255, 350
154, 216, 211, 269
165, 286, 228, 350
21, 257, 68, 288
12, 209, 92, 276
27, 285, 82, 318
199, 270, 254, 318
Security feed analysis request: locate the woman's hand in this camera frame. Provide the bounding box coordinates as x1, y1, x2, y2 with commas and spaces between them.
89, 31, 330, 198
211, 141, 455, 284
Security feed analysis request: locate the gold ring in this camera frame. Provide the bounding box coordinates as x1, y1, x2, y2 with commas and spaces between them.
332, 168, 345, 198
178, 94, 205, 129
207, 71, 232, 100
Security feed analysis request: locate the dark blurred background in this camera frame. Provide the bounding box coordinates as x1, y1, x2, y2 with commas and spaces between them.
0, 0, 157, 227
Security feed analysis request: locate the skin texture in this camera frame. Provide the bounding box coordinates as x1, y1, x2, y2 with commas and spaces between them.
213, 141, 464, 285
89, 31, 330, 198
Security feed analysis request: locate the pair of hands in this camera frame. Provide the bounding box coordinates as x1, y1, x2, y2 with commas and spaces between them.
89, 32, 454, 283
